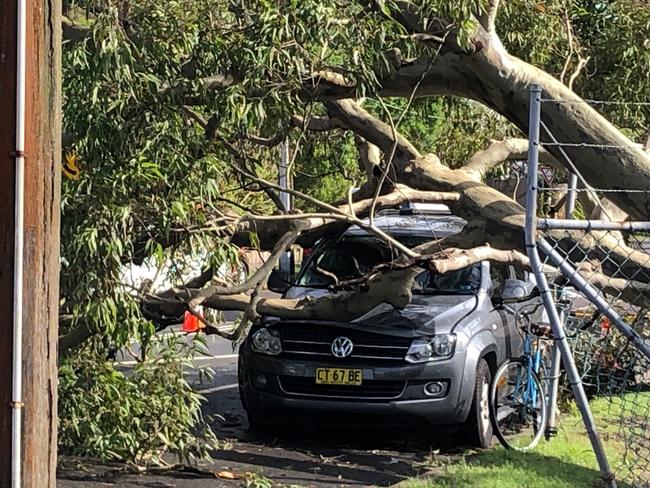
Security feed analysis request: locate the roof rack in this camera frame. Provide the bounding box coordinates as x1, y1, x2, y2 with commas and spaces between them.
375, 203, 452, 216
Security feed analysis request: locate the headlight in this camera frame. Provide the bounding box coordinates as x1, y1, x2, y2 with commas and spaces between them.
405, 334, 456, 363
251, 328, 282, 356
432, 334, 456, 356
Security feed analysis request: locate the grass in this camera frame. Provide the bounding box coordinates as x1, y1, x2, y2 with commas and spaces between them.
400, 396, 641, 488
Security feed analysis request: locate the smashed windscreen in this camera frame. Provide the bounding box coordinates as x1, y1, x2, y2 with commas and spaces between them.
298, 237, 395, 287
412, 264, 481, 295
297, 236, 481, 294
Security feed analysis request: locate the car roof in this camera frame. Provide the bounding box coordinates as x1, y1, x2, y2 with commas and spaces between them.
344, 208, 467, 239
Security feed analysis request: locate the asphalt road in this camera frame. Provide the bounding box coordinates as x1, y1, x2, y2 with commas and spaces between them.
58, 327, 465, 488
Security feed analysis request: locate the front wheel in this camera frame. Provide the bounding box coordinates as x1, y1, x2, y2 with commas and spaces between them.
461, 358, 493, 448
490, 359, 548, 451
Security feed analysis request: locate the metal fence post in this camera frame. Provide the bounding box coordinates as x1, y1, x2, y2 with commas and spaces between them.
525, 84, 617, 487
565, 173, 578, 218
545, 307, 562, 440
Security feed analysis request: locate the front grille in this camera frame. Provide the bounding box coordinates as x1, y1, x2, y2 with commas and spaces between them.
278, 375, 406, 400
275, 323, 413, 363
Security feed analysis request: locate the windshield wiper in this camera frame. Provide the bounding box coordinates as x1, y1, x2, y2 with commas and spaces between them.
412, 288, 476, 295
297, 283, 332, 289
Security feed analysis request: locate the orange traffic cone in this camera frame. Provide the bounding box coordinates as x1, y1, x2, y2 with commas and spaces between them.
182, 311, 200, 333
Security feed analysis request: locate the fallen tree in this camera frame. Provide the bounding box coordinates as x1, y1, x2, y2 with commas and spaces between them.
60, 0, 650, 352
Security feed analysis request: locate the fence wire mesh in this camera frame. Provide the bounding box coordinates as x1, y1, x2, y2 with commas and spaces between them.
523, 91, 650, 486
537, 209, 650, 486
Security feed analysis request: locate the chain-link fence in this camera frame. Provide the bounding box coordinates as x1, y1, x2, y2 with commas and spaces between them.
525, 85, 650, 487
540, 227, 650, 486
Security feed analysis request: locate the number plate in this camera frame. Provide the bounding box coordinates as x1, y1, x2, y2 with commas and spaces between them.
315, 368, 362, 385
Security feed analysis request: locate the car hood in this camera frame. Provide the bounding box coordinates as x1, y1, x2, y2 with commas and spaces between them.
351, 294, 477, 334
283, 287, 477, 335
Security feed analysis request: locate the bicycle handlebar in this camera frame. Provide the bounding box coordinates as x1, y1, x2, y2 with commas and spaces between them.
500, 303, 537, 316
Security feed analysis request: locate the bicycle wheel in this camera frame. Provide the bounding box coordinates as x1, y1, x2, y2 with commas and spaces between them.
490, 359, 548, 451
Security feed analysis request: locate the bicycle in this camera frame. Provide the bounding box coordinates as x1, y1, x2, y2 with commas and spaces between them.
489, 301, 555, 451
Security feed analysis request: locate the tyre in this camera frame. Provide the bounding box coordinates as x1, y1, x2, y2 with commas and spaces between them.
237, 350, 248, 401
490, 359, 548, 451
238, 353, 274, 432
461, 358, 493, 448
246, 410, 272, 432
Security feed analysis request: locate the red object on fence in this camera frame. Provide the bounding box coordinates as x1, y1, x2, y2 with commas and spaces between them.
600, 317, 611, 337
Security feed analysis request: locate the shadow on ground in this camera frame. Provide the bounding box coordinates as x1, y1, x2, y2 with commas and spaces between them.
208, 390, 468, 488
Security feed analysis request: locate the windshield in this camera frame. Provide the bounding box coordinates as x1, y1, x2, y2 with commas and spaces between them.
298, 237, 396, 286
298, 237, 481, 294
412, 264, 482, 295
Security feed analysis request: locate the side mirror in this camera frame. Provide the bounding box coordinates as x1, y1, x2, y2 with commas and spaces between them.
491, 295, 504, 309
502, 279, 535, 302
268, 268, 291, 294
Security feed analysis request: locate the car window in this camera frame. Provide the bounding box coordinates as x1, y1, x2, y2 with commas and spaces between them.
297, 236, 482, 294
413, 264, 482, 295
491, 263, 525, 295
491, 263, 510, 296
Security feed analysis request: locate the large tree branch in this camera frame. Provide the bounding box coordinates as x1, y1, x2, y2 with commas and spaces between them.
424, 246, 540, 275
327, 98, 527, 243
575, 261, 650, 310
463, 138, 560, 179
147, 267, 420, 323
144, 244, 552, 325
478, 0, 501, 34
326, 99, 421, 160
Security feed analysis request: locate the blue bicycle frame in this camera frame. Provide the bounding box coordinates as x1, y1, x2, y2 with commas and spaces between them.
513, 332, 543, 411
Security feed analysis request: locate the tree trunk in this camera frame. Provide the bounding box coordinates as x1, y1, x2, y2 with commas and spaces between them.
325, 99, 650, 274
0, 0, 61, 486
322, 25, 650, 220
465, 41, 650, 219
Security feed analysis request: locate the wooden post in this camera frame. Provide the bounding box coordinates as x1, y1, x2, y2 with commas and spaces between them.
0, 0, 61, 486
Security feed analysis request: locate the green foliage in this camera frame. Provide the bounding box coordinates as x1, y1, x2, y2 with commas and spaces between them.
499, 0, 650, 139
570, 0, 650, 137
293, 131, 362, 208
62, 2, 239, 346
291, 96, 511, 204
58, 335, 218, 464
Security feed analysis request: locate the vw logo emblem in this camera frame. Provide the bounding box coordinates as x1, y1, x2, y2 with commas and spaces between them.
331, 336, 354, 358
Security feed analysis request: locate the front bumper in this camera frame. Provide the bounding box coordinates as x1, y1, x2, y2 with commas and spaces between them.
239, 344, 474, 425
